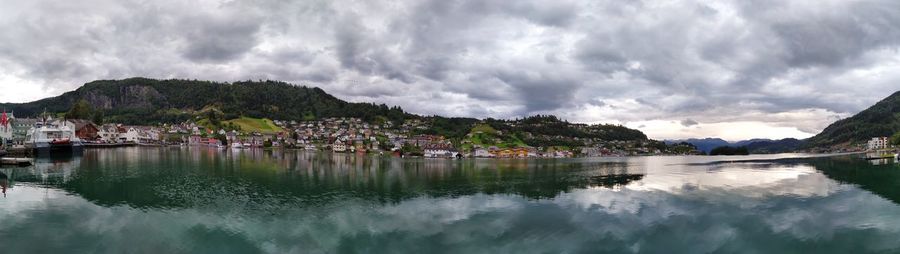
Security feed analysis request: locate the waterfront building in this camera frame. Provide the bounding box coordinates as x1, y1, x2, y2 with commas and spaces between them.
333, 141, 347, 152
868, 137, 889, 150
71, 119, 100, 141
11, 117, 38, 144
0, 111, 11, 144
473, 148, 494, 158
424, 144, 458, 158
97, 125, 120, 143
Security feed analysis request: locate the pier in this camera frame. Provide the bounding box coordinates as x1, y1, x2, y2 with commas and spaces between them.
1, 157, 32, 166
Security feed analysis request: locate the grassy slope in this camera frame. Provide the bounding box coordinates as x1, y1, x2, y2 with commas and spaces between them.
224, 117, 284, 134
463, 124, 526, 150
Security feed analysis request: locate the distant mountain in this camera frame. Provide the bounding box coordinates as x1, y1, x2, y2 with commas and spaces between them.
806, 91, 900, 148
733, 139, 775, 147
664, 138, 730, 153
666, 138, 804, 154
744, 138, 804, 154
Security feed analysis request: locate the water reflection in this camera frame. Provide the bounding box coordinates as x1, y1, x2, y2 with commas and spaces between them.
5, 147, 646, 209
1, 171, 7, 197
2, 148, 900, 253
809, 156, 900, 204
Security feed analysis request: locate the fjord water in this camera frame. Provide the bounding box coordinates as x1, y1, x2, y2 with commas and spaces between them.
1, 148, 899, 253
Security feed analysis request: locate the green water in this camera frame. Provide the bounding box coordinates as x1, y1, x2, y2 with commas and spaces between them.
1, 148, 900, 253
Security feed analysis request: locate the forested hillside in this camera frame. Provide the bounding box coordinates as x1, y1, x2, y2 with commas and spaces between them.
2, 78, 652, 144
806, 91, 900, 147
1, 78, 408, 125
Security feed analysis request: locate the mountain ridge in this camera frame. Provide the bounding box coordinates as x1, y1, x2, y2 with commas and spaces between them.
805, 91, 900, 148
665, 138, 804, 154
0, 77, 649, 143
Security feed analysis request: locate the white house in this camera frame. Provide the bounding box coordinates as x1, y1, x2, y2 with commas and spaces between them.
868, 137, 889, 150
473, 148, 494, 158
424, 144, 458, 158
333, 141, 347, 152
119, 127, 140, 143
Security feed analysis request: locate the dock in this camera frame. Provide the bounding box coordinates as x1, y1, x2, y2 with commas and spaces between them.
6, 147, 33, 157
84, 143, 138, 148
864, 153, 896, 160
1, 157, 33, 167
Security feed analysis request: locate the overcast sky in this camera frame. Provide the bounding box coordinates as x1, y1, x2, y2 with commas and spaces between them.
2, 0, 900, 141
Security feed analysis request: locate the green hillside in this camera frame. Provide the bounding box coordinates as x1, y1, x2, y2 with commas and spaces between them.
464, 123, 527, 150
0, 77, 409, 125
1, 77, 653, 145
806, 91, 900, 147
224, 117, 284, 134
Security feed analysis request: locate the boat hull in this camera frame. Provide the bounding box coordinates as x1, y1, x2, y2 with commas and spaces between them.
31, 141, 84, 155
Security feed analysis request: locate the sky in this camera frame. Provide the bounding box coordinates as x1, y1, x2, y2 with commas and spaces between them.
2, 0, 900, 141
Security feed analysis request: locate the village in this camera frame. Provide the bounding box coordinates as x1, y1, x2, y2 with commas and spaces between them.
0, 111, 700, 158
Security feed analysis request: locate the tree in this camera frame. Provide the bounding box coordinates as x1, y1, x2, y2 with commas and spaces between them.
709, 146, 750, 156
66, 99, 93, 119
890, 132, 900, 146
92, 110, 105, 124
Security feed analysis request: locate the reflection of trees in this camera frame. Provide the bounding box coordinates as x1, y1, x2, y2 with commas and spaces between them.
13, 148, 647, 209
809, 156, 900, 205
589, 174, 645, 189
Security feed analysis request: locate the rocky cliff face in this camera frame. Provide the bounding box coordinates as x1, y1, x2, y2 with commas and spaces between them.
81, 84, 164, 110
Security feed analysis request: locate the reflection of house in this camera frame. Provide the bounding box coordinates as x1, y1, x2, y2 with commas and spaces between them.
868, 137, 889, 150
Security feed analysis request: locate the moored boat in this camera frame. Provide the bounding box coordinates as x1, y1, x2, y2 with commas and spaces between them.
25, 118, 84, 154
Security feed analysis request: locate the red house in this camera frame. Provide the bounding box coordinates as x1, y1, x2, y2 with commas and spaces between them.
71, 119, 100, 141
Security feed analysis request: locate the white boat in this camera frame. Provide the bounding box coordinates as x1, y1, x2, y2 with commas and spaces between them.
25, 119, 83, 153
231, 142, 244, 149
304, 144, 317, 150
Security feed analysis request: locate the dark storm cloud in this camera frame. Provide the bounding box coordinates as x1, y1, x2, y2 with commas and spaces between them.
496, 70, 582, 113
3, 0, 900, 138
180, 14, 263, 62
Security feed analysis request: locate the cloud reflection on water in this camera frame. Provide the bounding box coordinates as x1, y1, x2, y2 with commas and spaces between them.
0, 148, 899, 253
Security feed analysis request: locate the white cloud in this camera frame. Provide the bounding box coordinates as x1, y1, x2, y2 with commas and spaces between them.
1, 0, 900, 139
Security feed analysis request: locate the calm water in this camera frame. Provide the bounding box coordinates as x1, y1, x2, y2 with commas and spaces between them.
1, 148, 900, 253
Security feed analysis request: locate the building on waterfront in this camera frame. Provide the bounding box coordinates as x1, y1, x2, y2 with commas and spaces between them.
333, 141, 346, 152
71, 119, 100, 141
492, 147, 529, 158
10, 116, 38, 145
473, 148, 494, 158
0, 111, 11, 144
118, 127, 140, 143
868, 137, 889, 150
188, 135, 202, 145
424, 144, 458, 158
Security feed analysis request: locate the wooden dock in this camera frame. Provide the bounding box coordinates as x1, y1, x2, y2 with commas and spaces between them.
1, 157, 33, 167
6, 147, 33, 157
864, 153, 896, 160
